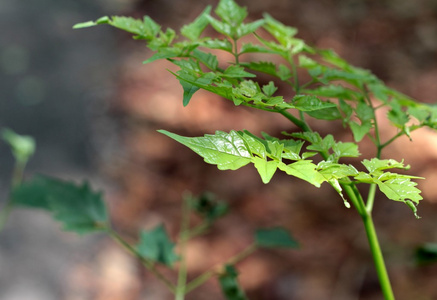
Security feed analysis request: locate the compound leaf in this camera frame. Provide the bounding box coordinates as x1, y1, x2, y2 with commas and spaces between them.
219, 265, 248, 300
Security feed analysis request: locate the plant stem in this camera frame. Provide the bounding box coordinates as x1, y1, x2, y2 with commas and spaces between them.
278, 110, 312, 132
361, 213, 395, 300
185, 244, 257, 294
175, 196, 192, 300
108, 228, 176, 293
0, 160, 27, 232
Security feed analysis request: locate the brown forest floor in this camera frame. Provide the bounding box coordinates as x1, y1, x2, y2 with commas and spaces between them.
78, 1, 437, 300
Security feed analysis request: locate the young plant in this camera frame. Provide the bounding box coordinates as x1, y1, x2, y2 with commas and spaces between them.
72, 0, 437, 298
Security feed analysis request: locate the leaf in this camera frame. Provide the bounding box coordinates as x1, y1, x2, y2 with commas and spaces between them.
263, 14, 297, 43
136, 224, 179, 266
240, 61, 277, 77
236, 20, 265, 38
191, 192, 228, 222
180, 6, 212, 40
349, 121, 372, 142
12, 175, 109, 234
387, 101, 409, 128
292, 95, 337, 111
143, 47, 183, 64
306, 134, 335, 154
415, 243, 437, 265
332, 142, 360, 159
215, 0, 247, 26
356, 102, 374, 122
191, 49, 218, 70
262, 81, 277, 97
219, 265, 248, 300
252, 157, 278, 184
362, 158, 409, 174
376, 177, 422, 204
302, 84, 360, 101
207, 16, 234, 37
255, 227, 299, 248
176, 71, 216, 106
201, 39, 233, 52
2, 128, 35, 163
278, 160, 326, 187
110, 16, 160, 39
306, 106, 342, 120
240, 43, 271, 54
223, 65, 255, 78
73, 16, 110, 29
158, 130, 252, 170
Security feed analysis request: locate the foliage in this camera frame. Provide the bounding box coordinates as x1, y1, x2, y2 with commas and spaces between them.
0, 0, 435, 300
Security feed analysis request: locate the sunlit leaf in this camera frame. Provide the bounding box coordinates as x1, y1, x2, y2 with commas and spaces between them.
278, 160, 326, 187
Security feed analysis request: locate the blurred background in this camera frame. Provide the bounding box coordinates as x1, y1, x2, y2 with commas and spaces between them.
1, 0, 437, 299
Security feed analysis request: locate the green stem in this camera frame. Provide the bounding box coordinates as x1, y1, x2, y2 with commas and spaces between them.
233, 37, 239, 65
108, 229, 176, 293
278, 110, 312, 132
175, 197, 192, 300
361, 213, 395, 300
185, 244, 257, 294
0, 160, 27, 232
366, 184, 377, 213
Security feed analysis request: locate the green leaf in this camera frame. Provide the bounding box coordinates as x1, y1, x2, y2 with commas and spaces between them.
306, 134, 335, 153
180, 6, 212, 40
207, 16, 233, 37
292, 95, 337, 111
201, 38, 233, 52
219, 265, 248, 300
236, 20, 265, 38
302, 84, 360, 101
306, 106, 342, 120
332, 142, 360, 158
110, 16, 161, 39
349, 121, 372, 142
252, 157, 278, 184
223, 65, 255, 78
240, 43, 271, 54
387, 101, 409, 128
158, 130, 252, 170
278, 160, 326, 187
143, 47, 183, 64
12, 176, 109, 234
362, 158, 409, 174
176, 71, 216, 106
136, 224, 179, 266
191, 49, 218, 70
215, 0, 247, 26
240, 61, 277, 77
262, 81, 277, 97
255, 227, 299, 248
356, 102, 374, 122
376, 177, 422, 204
415, 243, 437, 265
2, 128, 35, 164
191, 192, 228, 222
